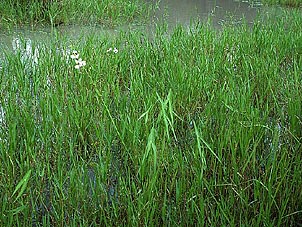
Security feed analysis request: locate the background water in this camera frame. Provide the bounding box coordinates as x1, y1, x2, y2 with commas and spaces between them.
149, 0, 261, 27
0, 0, 263, 49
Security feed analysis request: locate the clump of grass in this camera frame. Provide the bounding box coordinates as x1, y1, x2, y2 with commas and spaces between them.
0, 0, 150, 29
261, 0, 302, 7
0, 9, 302, 226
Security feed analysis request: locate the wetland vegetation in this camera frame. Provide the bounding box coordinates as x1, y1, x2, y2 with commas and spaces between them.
0, 0, 150, 29
261, 0, 302, 7
0, 1, 302, 226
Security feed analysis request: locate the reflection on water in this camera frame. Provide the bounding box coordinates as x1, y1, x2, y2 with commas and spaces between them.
12, 37, 39, 68
0, 24, 125, 59
149, 0, 261, 27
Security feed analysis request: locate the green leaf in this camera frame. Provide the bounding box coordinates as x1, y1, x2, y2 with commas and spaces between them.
12, 169, 32, 203
9, 205, 27, 215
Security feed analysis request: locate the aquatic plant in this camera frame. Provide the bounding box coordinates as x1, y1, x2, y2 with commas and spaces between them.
106, 47, 119, 54
70, 50, 86, 69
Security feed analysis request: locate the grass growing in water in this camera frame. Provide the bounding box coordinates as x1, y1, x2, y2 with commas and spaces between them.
0, 0, 150, 29
261, 0, 302, 7
0, 9, 302, 226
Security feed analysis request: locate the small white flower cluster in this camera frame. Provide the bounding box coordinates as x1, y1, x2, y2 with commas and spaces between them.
70, 50, 86, 70
106, 47, 118, 54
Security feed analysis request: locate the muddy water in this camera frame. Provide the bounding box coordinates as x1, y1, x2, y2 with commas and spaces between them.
149, 0, 261, 28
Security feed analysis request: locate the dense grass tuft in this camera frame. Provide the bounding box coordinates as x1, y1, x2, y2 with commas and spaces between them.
0, 0, 150, 29
261, 0, 302, 7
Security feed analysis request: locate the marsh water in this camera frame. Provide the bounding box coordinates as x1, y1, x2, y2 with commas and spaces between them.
0, 0, 263, 48
149, 0, 261, 27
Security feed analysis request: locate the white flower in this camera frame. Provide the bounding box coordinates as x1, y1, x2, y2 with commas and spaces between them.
75, 58, 86, 66
74, 58, 86, 69
71, 50, 79, 59
107, 47, 118, 53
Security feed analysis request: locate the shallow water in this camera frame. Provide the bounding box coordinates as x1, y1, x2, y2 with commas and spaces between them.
148, 0, 261, 28
0, 0, 263, 49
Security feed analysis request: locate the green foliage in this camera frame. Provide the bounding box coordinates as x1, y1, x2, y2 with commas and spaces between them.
261, 0, 302, 7
0, 8, 302, 226
0, 0, 149, 28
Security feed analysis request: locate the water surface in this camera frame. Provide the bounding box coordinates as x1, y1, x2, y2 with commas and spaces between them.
148, 0, 261, 28
0, 0, 263, 49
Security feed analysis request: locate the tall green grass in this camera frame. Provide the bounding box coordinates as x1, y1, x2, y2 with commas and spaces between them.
0, 9, 302, 226
261, 0, 302, 7
0, 0, 150, 29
